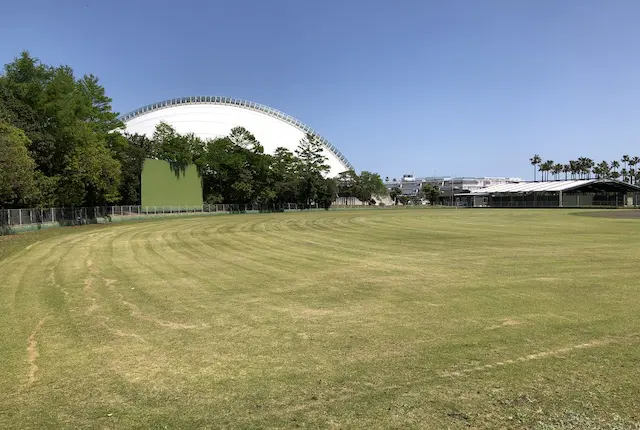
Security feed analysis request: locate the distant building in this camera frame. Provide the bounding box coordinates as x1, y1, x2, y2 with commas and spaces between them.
455, 179, 640, 208
385, 175, 523, 198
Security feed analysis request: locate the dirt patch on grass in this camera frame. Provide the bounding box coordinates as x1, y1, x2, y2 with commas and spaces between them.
442, 333, 640, 377
486, 318, 522, 330
26, 317, 49, 386
572, 210, 640, 219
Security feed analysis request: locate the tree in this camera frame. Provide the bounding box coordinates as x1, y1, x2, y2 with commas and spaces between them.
551, 163, 563, 181
539, 160, 553, 181
569, 160, 578, 179
562, 164, 571, 181
584, 158, 594, 179
0, 121, 38, 207
622, 154, 630, 173
316, 177, 337, 210
117, 133, 154, 205
336, 170, 359, 204
421, 184, 441, 205
611, 160, 620, 173
595, 161, 610, 179
621, 168, 629, 183
389, 186, 402, 205
228, 126, 259, 150
0, 51, 122, 206
630, 157, 640, 185
295, 133, 329, 208
355, 171, 387, 204
530, 154, 542, 181
269, 147, 299, 207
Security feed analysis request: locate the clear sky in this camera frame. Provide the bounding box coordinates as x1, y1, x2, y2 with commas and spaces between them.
2, 0, 639, 180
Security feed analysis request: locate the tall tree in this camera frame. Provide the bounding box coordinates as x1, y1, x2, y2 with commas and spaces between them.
389, 186, 402, 205
552, 163, 563, 180
355, 171, 387, 204
269, 147, 299, 207
0, 121, 38, 207
421, 184, 441, 206
621, 168, 629, 183
630, 157, 640, 184
539, 160, 553, 181
336, 170, 359, 204
622, 154, 630, 173
0, 52, 122, 207
295, 133, 329, 208
530, 154, 542, 181
595, 161, 610, 179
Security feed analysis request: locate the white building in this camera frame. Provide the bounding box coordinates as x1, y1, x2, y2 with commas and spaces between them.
386, 175, 523, 197
120, 96, 353, 177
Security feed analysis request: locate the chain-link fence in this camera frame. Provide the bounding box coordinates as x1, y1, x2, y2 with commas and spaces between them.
0, 203, 332, 235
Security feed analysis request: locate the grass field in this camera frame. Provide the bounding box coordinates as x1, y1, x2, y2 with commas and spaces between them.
1, 209, 640, 429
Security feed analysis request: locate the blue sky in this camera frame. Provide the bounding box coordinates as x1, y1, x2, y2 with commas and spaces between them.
2, 0, 640, 180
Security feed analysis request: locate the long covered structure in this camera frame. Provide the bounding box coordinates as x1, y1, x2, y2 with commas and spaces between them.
456, 179, 640, 208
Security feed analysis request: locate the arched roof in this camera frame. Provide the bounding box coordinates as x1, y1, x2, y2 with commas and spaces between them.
119, 96, 354, 170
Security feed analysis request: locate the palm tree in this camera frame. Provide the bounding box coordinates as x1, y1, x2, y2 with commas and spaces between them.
586, 158, 595, 179
530, 154, 542, 181
569, 160, 578, 179
621, 168, 629, 183
600, 161, 610, 179
563, 164, 571, 181
577, 157, 594, 179
539, 161, 552, 182
594, 161, 609, 179
622, 155, 630, 171
552, 163, 563, 180
611, 160, 620, 172
630, 157, 640, 184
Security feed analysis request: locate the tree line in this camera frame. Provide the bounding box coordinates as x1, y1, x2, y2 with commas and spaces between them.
0, 51, 386, 209
529, 154, 640, 183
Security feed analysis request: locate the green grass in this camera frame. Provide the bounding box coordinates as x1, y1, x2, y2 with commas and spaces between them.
1, 209, 640, 429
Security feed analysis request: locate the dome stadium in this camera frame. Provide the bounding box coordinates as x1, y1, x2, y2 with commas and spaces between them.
120, 96, 353, 177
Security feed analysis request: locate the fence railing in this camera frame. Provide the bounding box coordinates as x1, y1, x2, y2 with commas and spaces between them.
0, 202, 441, 235
0, 204, 314, 235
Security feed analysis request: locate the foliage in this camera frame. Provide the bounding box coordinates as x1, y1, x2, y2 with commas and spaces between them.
0, 121, 38, 207
355, 171, 387, 203
0, 51, 388, 209
529, 155, 640, 183
295, 133, 331, 208
421, 183, 442, 205
337, 170, 387, 204
0, 51, 122, 207
389, 186, 402, 205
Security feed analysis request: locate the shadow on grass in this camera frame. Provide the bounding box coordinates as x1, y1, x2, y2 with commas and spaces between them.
570, 209, 640, 219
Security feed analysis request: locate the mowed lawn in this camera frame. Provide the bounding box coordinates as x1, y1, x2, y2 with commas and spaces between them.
1, 209, 640, 429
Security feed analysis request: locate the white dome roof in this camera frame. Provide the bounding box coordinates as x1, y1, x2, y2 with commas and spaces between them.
120, 96, 353, 177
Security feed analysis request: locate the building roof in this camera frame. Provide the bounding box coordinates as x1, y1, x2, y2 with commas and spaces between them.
119, 96, 353, 170
460, 179, 640, 196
